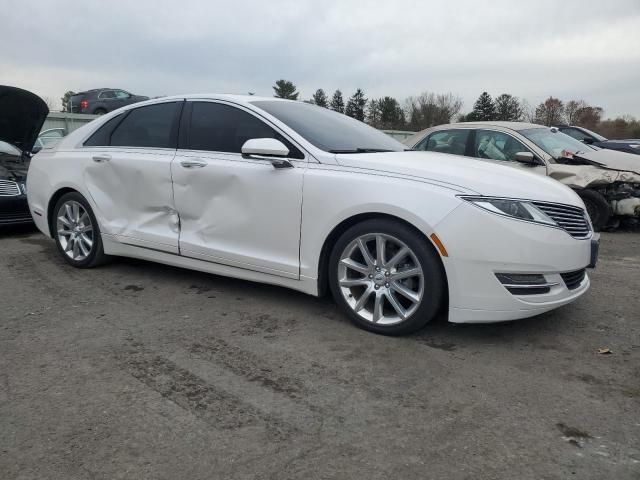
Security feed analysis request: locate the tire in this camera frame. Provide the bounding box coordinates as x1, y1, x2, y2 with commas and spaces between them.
577, 189, 611, 231
328, 218, 445, 335
93, 108, 107, 115
52, 192, 110, 268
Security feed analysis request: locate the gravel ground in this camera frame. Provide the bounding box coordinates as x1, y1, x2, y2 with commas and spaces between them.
1, 226, 638, 479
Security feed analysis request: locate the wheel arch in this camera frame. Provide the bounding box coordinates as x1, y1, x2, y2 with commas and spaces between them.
47, 187, 80, 237
316, 212, 449, 307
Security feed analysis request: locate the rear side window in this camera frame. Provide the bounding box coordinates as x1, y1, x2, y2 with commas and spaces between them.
99, 90, 115, 99
83, 114, 126, 146
110, 102, 179, 148
560, 127, 591, 142
186, 102, 304, 159
416, 130, 470, 156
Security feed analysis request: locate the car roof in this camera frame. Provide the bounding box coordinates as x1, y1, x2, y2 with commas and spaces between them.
436, 121, 543, 131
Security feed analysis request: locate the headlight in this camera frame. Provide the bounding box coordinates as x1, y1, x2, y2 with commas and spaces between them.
459, 196, 557, 226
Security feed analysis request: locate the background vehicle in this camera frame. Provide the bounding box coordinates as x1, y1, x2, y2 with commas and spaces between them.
69, 88, 148, 115
32, 128, 65, 153
406, 122, 640, 230
28, 96, 594, 335
0, 86, 48, 225
555, 125, 640, 155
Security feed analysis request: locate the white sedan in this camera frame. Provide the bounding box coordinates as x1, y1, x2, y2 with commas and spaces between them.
26, 95, 597, 335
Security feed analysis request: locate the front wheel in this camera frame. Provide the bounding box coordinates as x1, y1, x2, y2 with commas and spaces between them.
328, 219, 445, 335
577, 189, 611, 231
53, 192, 109, 268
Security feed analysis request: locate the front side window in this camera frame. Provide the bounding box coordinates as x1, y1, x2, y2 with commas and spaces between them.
560, 127, 592, 142
474, 130, 530, 162
415, 130, 469, 156
114, 90, 130, 99
109, 102, 179, 148
187, 102, 304, 159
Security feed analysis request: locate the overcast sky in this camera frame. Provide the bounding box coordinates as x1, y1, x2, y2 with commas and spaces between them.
3, 0, 640, 118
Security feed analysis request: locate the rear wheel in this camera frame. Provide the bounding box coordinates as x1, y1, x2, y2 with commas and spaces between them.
93, 108, 107, 115
53, 192, 109, 268
329, 219, 445, 335
577, 189, 611, 231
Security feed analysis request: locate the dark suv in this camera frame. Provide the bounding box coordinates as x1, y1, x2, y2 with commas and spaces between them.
69, 89, 149, 115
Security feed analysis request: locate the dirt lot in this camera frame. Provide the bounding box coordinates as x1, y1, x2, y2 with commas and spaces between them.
0, 226, 638, 479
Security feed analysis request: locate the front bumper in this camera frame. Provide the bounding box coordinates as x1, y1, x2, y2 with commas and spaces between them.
435, 202, 593, 323
0, 195, 33, 225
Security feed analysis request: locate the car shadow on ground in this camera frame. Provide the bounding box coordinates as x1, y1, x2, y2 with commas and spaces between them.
0, 224, 38, 238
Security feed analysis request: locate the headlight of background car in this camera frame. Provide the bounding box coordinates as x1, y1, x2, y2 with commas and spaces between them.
459, 196, 557, 226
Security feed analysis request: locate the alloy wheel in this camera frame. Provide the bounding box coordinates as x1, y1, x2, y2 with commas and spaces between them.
337, 233, 424, 325
56, 200, 94, 261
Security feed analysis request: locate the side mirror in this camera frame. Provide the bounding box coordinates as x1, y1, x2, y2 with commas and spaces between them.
515, 152, 540, 165
241, 138, 292, 169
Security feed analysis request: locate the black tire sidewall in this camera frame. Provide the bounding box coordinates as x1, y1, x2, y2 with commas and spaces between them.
53, 192, 106, 268
328, 218, 445, 336
577, 189, 611, 231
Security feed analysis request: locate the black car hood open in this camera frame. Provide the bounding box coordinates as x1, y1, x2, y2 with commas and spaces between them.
0, 85, 49, 153
0, 152, 29, 181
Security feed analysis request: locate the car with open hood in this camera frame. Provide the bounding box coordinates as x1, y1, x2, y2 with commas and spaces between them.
405, 122, 640, 230
28, 95, 597, 335
0, 86, 48, 225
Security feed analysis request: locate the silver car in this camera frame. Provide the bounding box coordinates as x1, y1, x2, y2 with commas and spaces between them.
405, 122, 640, 230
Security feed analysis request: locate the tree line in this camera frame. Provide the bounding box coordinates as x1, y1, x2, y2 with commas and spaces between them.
272, 79, 640, 139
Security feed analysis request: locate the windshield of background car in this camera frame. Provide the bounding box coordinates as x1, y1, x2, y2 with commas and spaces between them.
520, 128, 595, 158
251, 100, 405, 153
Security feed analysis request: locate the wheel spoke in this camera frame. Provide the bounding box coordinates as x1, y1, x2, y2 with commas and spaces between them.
64, 204, 74, 223
57, 228, 72, 236
78, 238, 90, 257
72, 239, 80, 258
79, 211, 90, 226
80, 233, 93, 248
78, 225, 93, 233
353, 285, 373, 312
375, 235, 386, 266
384, 246, 408, 269
357, 238, 375, 267
391, 267, 421, 281
58, 215, 72, 228
340, 258, 369, 274
339, 277, 369, 288
72, 203, 80, 222
373, 291, 384, 323
384, 290, 407, 320
64, 237, 73, 252
391, 281, 421, 304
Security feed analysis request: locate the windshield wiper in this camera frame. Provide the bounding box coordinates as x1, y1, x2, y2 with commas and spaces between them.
328, 148, 395, 154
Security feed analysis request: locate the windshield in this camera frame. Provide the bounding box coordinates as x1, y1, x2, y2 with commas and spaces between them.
0, 140, 22, 156
520, 128, 595, 159
251, 100, 405, 153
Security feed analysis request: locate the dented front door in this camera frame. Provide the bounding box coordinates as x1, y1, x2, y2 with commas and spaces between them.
171, 150, 304, 279
84, 147, 179, 253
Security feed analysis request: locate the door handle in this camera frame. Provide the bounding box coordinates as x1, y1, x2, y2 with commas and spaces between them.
180, 158, 208, 168
92, 154, 111, 163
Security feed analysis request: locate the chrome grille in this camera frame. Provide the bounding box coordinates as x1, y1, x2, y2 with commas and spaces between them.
0, 180, 21, 196
532, 201, 591, 239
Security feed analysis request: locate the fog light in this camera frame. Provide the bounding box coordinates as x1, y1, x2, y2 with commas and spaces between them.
495, 273, 557, 295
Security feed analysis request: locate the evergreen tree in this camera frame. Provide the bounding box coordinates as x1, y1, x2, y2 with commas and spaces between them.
273, 79, 299, 100
494, 93, 523, 121
367, 99, 381, 128
345, 89, 367, 121
311, 89, 328, 107
377, 96, 405, 129
330, 89, 345, 113
469, 92, 496, 121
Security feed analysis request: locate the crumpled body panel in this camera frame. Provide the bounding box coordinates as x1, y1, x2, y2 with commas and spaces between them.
84, 148, 179, 252
547, 164, 640, 188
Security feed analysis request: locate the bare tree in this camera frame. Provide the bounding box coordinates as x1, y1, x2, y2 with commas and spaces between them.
42, 96, 57, 111
534, 97, 564, 126
405, 92, 463, 131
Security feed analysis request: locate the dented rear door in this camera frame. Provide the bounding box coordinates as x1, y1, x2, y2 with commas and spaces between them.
83, 101, 182, 253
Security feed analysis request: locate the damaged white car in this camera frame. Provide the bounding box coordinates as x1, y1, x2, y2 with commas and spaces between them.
406, 122, 640, 230
27, 96, 597, 335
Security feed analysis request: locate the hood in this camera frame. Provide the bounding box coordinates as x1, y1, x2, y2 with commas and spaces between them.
335, 151, 582, 207
572, 148, 640, 175
0, 85, 49, 153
